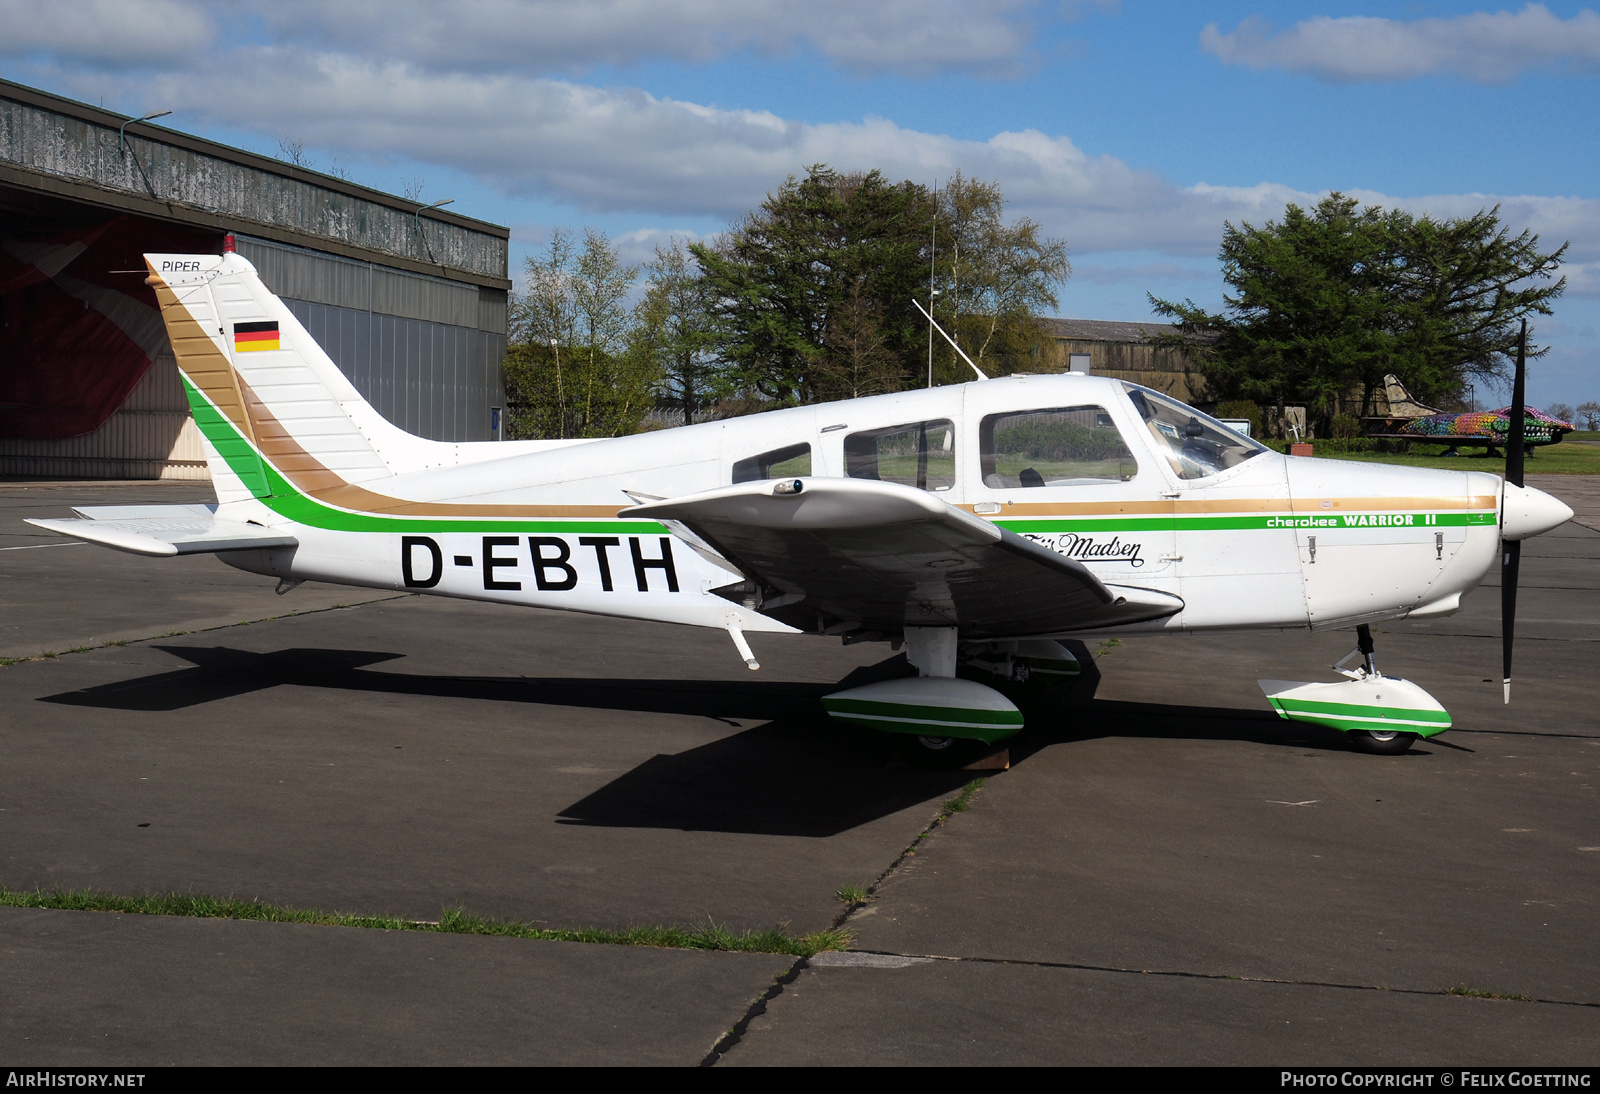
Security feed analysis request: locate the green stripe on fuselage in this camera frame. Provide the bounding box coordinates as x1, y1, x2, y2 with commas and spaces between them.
183, 377, 667, 535
184, 378, 1493, 538
998, 513, 1494, 533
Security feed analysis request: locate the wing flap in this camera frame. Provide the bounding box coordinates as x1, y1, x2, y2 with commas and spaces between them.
625, 478, 1181, 638
27, 506, 298, 557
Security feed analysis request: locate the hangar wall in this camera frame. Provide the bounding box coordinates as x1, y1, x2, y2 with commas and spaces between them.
0, 78, 511, 481
236, 236, 507, 444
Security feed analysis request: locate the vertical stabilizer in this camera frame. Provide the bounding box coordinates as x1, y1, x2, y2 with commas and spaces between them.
145, 252, 455, 504
1382, 374, 1441, 419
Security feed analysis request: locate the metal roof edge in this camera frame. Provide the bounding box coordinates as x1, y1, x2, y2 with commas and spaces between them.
0, 77, 510, 241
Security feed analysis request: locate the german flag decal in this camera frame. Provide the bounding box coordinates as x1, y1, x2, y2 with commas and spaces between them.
234, 321, 280, 353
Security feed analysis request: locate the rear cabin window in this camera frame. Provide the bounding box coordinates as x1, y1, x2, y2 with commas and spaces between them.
980, 406, 1137, 487
845, 420, 955, 492
732, 442, 811, 483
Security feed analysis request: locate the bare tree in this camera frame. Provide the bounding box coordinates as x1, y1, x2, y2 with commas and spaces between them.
817, 276, 903, 400
276, 138, 314, 169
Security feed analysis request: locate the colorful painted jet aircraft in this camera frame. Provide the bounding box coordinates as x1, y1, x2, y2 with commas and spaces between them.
28, 254, 1575, 759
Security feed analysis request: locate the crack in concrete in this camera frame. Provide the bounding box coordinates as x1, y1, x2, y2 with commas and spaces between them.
706, 779, 992, 1065
822, 949, 1600, 1009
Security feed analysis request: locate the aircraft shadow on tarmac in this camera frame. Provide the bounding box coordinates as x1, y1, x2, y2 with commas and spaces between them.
38, 645, 978, 837
31, 645, 1415, 835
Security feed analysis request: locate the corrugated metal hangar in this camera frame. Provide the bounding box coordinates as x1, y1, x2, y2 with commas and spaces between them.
0, 78, 511, 480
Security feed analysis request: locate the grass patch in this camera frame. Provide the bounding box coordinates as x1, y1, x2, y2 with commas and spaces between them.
0, 658, 18, 668
1096, 637, 1122, 657
834, 885, 868, 905
1446, 985, 1534, 1001
0, 887, 849, 957
941, 778, 987, 817
1298, 439, 1600, 475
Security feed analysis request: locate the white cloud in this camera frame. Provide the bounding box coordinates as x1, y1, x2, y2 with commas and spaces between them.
0, 0, 215, 67
4, 0, 1044, 79
1563, 262, 1600, 297
1201, 4, 1600, 83
98, 51, 1599, 263
108, 56, 1596, 266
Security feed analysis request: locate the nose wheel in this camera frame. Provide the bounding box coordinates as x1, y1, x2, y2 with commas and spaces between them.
1348, 728, 1418, 755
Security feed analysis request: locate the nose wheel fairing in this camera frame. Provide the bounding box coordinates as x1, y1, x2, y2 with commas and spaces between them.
1258, 676, 1452, 739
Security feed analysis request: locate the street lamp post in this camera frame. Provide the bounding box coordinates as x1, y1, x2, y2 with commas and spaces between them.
413, 198, 454, 233
118, 110, 171, 156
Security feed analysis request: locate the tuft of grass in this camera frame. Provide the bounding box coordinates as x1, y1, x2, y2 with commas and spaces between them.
109, 640, 128, 647
40, 650, 58, 659
0, 887, 850, 957
834, 885, 868, 905
1447, 985, 1533, 1002
0, 658, 18, 668
1096, 638, 1122, 657
68, 646, 92, 654
941, 778, 987, 817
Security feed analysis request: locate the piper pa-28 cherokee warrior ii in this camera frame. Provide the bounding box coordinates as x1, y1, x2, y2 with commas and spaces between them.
30, 254, 1574, 760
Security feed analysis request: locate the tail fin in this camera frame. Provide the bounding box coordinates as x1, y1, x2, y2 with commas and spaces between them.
145, 253, 449, 504
1382, 373, 1441, 419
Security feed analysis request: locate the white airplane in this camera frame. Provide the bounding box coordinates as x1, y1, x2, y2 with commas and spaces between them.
28, 254, 1575, 761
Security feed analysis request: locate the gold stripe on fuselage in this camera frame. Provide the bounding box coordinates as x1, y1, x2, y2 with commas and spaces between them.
151, 265, 1499, 525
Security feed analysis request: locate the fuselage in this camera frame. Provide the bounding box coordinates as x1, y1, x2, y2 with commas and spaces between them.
217, 374, 1509, 641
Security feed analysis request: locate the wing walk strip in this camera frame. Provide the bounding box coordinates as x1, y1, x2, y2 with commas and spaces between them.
152, 268, 1499, 537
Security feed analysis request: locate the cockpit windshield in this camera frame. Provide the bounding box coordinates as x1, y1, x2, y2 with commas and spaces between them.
1122, 383, 1268, 481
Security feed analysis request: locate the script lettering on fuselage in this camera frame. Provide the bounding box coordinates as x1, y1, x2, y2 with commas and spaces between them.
401, 534, 680, 593
1022, 532, 1145, 568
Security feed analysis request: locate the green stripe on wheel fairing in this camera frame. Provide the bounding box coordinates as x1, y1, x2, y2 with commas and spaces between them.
822, 697, 1025, 743
1268, 697, 1452, 737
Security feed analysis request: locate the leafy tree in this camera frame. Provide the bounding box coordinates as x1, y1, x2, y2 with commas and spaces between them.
630, 239, 721, 425
507, 228, 651, 438
1151, 194, 1566, 430
931, 173, 1070, 380
691, 166, 933, 406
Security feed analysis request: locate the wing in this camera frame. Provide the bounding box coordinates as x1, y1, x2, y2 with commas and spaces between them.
623, 478, 1182, 640
26, 504, 298, 557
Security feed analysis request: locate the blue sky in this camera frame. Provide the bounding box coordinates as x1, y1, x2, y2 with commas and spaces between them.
3, 0, 1597, 408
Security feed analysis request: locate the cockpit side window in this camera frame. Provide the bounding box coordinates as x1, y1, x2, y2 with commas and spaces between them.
732, 442, 811, 483
979, 406, 1136, 488
845, 420, 955, 491
1123, 383, 1268, 480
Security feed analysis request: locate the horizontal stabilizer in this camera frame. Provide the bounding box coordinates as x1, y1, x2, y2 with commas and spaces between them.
26, 504, 297, 557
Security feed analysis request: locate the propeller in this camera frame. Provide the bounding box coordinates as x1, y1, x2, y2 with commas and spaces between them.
1501, 319, 1527, 704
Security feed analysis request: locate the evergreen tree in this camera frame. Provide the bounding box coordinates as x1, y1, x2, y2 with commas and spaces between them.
1151, 194, 1566, 428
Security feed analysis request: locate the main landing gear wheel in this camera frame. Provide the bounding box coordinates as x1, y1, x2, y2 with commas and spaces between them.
1349, 729, 1418, 755
900, 734, 988, 769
